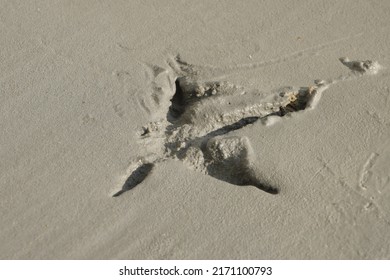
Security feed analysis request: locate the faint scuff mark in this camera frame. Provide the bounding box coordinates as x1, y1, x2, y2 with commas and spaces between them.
358, 152, 379, 190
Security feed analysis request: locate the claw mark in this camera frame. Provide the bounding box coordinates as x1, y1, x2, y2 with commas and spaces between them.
359, 152, 379, 190
114, 56, 381, 196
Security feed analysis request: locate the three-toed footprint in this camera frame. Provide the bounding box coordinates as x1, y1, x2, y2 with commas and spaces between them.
113, 55, 380, 196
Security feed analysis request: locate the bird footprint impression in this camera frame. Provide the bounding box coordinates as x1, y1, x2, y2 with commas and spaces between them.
113, 55, 381, 197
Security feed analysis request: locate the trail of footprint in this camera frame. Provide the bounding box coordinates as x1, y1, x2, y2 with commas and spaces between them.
113, 56, 381, 197
172, 33, 364, 80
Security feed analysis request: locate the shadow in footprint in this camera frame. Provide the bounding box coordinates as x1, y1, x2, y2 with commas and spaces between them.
202, 136, 279, 195
113, 163, 154, 197
167, 79, 186, 122
205, 158, 280, 194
